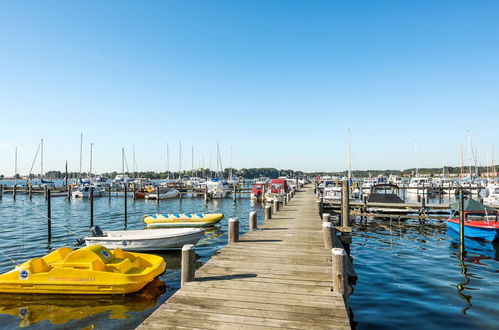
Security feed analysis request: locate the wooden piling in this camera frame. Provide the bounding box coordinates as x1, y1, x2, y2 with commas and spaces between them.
13, 184, 17, 200
322, 212, 330, 223
459, 188, 465, 250
44, 185, 48, 201
90, 186, 94, 227
322, 221, 333, 249
249, 211, 257, 231
264, 205, 272, 220
273, 199, 279, 213
181, 244, 195, 287
47, 189, 52, 241
228, 217, 239, 244
124, 184, 128, 222
0, 184, 3, 200
332, 248, 348, 296
133, 184, 136, 201
341, 180, 350, 227
67, 185, 72, 200
156, 186, 160, 204
319, 196, 324, 217
284, 194, 288, 205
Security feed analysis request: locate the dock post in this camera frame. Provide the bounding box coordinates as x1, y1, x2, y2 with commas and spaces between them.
322, 221, 333, 249
13, 184, 17, 200
233, 185, 236, 203
156, 186, 160, 204
68, 185, 72, 200
319, 196, 324, 217
284, 194, 288, 206
273, 199, 279, 213
44, 185, 48, 201
322, 213, 330, 222
181, 244, 195, 287
47, 189, 52, 242
90, 187, 94, 227
264, 205, 272, 220
28, 184, 32, 200
341, 180, 350, 227
124, 184, 128, 222
0, 184, 3, 200
228, 218, 239, 243
133, 184, 136, 201
459, 188, 465, 251
332, 248, 348, 296
249, 211, 257, 231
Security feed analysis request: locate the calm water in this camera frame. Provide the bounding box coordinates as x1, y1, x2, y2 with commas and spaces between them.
0, 183, 498, 329
0, 181, 265, 329
350, 193, 499, 329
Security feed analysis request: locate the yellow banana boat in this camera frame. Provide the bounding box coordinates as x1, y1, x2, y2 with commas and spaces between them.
0, 245, 166, 294
143, 213, 224, 228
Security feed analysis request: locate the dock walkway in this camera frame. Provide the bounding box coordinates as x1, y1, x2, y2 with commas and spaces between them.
138, 186, 350, 329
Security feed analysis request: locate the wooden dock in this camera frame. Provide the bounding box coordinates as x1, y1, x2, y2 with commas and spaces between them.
138, 186, 351, 329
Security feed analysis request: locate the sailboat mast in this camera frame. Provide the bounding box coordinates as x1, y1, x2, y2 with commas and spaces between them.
14, 147, 17, 185
166, 143, 170, 180
460, 144, 464, 177
179, 140, 182, 179
467, 130, 472, 179
493, 142, 496, 178
414, 140, 419, 177
191, 146, 194, 175
79, 133, 83, 179
89, 143, 93, 179
122, 147, 125, 178
347, 128, 352, 179
41, 138, 43, 179
132, 145, 136, 179
65, 160, 68, 189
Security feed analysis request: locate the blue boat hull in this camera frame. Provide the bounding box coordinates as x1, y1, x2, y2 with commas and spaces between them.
447, 221, 499, 242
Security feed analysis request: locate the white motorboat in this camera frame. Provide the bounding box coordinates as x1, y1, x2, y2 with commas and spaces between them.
145, 188, 180, 200
205, 180, 229, 199
407, 177, 433, 193
483, 184, 499, 207
322, 180, 342, 201
84, 226, 205, 251
72, 185, 103, 198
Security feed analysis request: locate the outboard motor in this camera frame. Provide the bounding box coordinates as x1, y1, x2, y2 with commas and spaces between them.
90, 225, 104, 237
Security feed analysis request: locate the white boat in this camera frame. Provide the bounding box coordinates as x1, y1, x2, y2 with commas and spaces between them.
407, 177, 432, 192
205, 180, 229, 199
145, 188, 180, 200
72, 185, 103, 198
322, 180, 342, 201
483, 184, 499, 207
85, 226, 205, 251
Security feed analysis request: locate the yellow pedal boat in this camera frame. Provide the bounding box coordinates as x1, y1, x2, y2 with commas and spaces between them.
143, 213, 224, 228
0, 245, 166, 294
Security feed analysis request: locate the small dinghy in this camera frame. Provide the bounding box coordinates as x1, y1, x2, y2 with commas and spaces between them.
447, 198, 499, 241
0, 245, 165, 294
143, 213, 224, 228
85, 226, 205, 251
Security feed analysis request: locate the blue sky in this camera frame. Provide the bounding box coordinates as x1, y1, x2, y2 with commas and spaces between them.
1, 1, 498, 175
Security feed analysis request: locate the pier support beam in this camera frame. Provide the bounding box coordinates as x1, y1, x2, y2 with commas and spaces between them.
341, 180, 350, 227
181, 244, 195, 287
264, 205, 272, 220
228, 218, 239, 244
249, 211, 257, 231
332, 248, 348, 296
322, 221, 333, 249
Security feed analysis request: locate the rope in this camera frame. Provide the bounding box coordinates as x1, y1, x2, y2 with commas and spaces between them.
20, 198, 84, 240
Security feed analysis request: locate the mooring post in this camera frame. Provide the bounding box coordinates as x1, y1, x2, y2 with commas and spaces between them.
28, 184, 32, 200
13, 184, 17, 200
322, 212, 330, 223
249, 211, 257, 231
133, 184, 136, 201
273, 199, 279, 213
228, 217, 239, 243
0, 184, 3, 200
47, 188, 52, 241
322, 221, 333, 249
284, 194, 288, 206
341, 179, 350, 227
156, 186, 160, 204
67, 185, 72, 201
459, 188, 465, 251
264, 205, 272, 220
90, 186, 94, 227
332, 248, 348, 296
233, 185, 236, 203
124, 184, 128, 222
319, 196, 324, 217
181, 244, 195, 287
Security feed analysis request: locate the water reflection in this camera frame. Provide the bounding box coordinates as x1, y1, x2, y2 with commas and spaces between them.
0, 279, 165, 327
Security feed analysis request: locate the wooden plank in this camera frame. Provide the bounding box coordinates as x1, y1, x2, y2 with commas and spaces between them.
139, 185, 352, 329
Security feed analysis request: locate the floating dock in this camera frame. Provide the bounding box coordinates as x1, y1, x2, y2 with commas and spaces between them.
138, 186, 352, 329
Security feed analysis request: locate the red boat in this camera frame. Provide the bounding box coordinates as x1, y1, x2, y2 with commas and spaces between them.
447, 199, 499, 241
250, 183, 265, 201
264, 179, 289, 203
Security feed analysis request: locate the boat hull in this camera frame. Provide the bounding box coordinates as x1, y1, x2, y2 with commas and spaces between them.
85, 229, 204, 251
447, 219, 499, 241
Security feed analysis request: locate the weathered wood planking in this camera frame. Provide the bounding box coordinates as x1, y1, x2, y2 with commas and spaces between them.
138, 186, 351, 330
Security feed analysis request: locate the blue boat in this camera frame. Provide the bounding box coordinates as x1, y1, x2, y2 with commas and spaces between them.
447, 199, 499, 242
